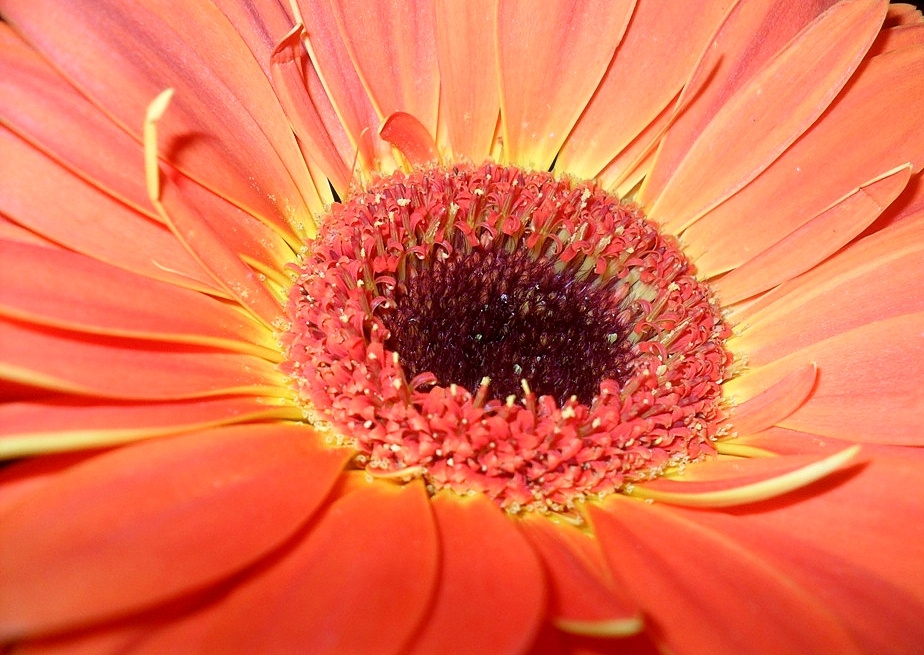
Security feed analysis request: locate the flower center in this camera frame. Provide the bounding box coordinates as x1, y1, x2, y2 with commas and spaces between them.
282, 164, 731, 513
379, 242, 633, 407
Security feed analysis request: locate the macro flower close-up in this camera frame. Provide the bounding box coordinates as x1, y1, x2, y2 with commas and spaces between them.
2, 0, 924, 653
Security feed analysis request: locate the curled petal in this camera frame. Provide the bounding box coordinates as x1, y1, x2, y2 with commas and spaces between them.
628, 446, 861, 508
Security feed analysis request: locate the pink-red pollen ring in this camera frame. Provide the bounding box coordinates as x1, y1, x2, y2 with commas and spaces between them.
281, 163, 731, 513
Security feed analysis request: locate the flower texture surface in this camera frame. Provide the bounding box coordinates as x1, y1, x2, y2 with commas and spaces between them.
1, 1, 924, 654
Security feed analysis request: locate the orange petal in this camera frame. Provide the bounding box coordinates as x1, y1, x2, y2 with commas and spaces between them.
1, 0, 317, 234
647, 0, 887, 230
496, 0, 635, 169
725, 362, 817, 436
638, 0, 840, 213
0, 24, 155, 219
730, 221, 924, 365
0, 241, 275, 355
556, 0, 730, 180
0, 318, 285, 401
682, 43, 924, 275
678, 504, 924, 655
296, 0, 396, 173
327, 0, 440, 140
0, 396, 300, 459
0, 129, 219, 296
151, 164, 285, 330
408, 492, 544, 655
380, 111, 440, 166
628, 446, 861, 507
713, 165, 911, 304
0, 424, 350, 639
718, 446, 924, 607
755, 313, 924, 444
0, 216, 59, 248
518, 513, 641, 637
205, 479, 438, 655
433, 0, 500, 162
731, 311, 924, 444
270, 25, 353, 197
590, 496, 861, 655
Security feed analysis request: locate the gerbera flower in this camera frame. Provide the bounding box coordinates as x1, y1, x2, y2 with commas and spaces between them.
1, 0, 923, 652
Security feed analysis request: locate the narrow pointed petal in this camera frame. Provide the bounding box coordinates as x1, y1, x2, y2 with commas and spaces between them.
153, 167, 284, 329
327, 0, 439, 140
408, 492, 544, 655
730, 218, 924, 364
0, 319, 285, 401
738, 313, 924, 444
638, 0, 839, 212
647, 0, 887, 230
629, 446, 861, 507
0, 424, 350, 639
682, 44, 924, 274
0, 24, 154, 218
590, 497, 861, 655
380, 112, 440, 167
434, 0, 500, 162
297, 0, 396, 173
497, 0, 635, 169
0, 241, 275, 354
0, 217, 59, 248
0, 129, 219, 295
556, 0, 729, 180
518, 514, 641, 637
725, 363, 817, 436
0, 396, 300, 459
0, 0, 318, 232
205, 480, 437, 655
270, 25, 353, 196
713, 165, 910, 303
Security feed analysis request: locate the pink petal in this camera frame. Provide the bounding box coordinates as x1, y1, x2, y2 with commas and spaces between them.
590, 496, 861, 655
153, 167, 285, 329
408, 492, 544, 655
496, 0, 635, 170
677, 504, 924, 655
719, 446, 924, 607
0, 24, 154, 219
629, 446, 861, 507
0, 424, 350, 639
296, 0, 396, 173
646, 0, 887, 230
205, 479, 438, 655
